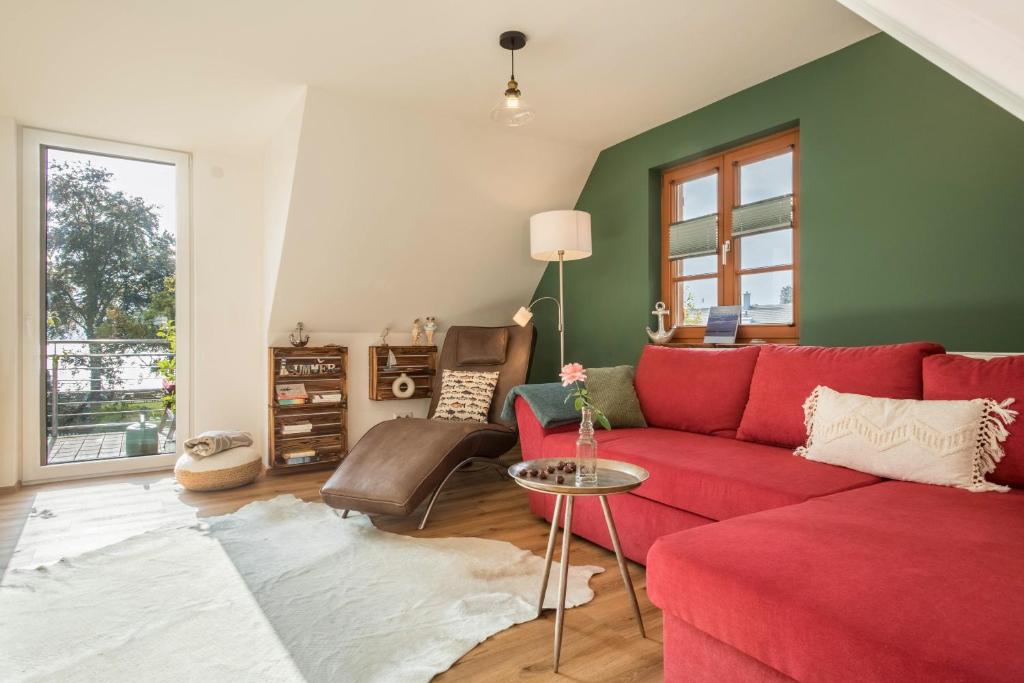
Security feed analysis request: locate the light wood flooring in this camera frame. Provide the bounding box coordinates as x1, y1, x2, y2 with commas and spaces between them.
0, 451, 663, 682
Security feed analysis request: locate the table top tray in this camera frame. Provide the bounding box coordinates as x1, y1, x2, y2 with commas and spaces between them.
509, 458, 649, 496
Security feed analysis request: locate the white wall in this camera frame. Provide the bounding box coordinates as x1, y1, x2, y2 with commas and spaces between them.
255, 87, 596, 450
267, 87, 596, 335
263, 90, 307, 333
191, 151, 267, 456
0, 117, 19, 488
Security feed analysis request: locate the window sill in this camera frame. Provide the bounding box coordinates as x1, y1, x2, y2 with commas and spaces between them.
659, 339, 799, 348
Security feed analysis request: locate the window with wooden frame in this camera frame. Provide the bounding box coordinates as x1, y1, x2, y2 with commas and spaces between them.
661, 129, 799, 343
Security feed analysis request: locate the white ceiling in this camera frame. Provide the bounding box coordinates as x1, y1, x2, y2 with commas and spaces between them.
0, 0, 876, 153
837, 0, 1024, 121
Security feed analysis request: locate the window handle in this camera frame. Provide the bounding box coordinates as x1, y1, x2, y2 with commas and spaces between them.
721, 239, 731, 266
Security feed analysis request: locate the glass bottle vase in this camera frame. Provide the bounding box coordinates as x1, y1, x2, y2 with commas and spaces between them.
575, 407, 599, 486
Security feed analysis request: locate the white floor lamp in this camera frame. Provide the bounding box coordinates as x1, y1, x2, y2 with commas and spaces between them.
513, 210, 592, 368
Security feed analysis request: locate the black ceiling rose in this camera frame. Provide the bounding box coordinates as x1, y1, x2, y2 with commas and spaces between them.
499, 31, 527, 51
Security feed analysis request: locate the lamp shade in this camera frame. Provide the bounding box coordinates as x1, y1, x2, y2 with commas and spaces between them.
529, 210, 592, 262
513, 306, 534, 327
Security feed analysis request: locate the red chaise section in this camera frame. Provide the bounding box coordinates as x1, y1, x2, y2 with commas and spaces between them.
648, 482, 1024, 682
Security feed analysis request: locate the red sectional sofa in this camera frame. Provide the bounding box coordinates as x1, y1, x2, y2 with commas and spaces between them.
516, 343, 1024, 682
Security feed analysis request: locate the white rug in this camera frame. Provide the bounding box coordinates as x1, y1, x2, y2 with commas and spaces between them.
0, 495, 603, 682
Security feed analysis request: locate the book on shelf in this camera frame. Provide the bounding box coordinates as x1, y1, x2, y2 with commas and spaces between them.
277, 383, 308, 399
311, 391, 342, 404
283, 448, 316, 461
276, 383, 308, 405
281, 421, 313, 435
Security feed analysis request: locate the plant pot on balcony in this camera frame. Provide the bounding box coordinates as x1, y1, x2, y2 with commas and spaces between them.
126, 419, 159, 456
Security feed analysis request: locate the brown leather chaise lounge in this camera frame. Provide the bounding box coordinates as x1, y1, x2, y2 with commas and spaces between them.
321, 324, 536, 528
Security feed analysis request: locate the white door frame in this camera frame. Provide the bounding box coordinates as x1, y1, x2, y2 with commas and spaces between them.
20, 128, 192, 484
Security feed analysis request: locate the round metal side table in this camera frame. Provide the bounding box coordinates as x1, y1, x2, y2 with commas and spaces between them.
510, 457, 649, 673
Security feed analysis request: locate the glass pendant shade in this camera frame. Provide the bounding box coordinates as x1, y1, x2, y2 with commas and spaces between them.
491, 93, 535, 127
491, 31, 535, 127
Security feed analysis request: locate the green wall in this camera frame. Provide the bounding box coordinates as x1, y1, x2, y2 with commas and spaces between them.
528, 34, 1024, 383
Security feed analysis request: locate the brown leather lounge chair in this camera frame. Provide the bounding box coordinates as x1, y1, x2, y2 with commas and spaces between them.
320, 324, 536, 528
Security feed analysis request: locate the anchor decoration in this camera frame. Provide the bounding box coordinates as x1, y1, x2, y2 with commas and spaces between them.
645, 301, 679, 345
289, 322, 310, 348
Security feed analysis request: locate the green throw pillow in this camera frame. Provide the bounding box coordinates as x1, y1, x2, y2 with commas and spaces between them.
586, 365, 647, 429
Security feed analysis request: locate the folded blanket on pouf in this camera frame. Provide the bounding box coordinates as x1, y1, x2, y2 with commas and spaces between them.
501, 383, 577, 428
184, 430, 254, 458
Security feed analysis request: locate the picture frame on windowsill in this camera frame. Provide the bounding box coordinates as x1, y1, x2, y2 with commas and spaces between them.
704, 305, 741, 344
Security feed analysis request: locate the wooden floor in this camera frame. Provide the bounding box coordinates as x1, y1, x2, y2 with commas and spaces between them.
47, 429, 175, 463
0, 451, 663, 682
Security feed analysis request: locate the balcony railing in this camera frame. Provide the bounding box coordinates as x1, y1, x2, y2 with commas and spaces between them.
45, 338, 175, 462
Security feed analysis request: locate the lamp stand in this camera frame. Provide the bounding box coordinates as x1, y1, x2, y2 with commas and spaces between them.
557, 250, 565, 368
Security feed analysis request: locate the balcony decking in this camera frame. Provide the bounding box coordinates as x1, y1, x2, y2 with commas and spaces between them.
48, 429, 176, 463
45, 338, 175, 465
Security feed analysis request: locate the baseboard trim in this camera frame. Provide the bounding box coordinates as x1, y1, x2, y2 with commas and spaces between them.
21, 464, 175, 487
0, 482, 22, 495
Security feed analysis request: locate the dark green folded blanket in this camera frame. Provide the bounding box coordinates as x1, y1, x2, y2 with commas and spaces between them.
501, 366, 648, 429
501, 383, 578, 428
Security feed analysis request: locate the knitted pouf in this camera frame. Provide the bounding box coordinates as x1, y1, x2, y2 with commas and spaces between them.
174, 446, 263, 492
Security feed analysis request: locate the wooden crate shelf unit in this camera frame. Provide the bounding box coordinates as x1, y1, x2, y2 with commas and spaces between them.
268, 346, 347, 474
368, 345, 437, 400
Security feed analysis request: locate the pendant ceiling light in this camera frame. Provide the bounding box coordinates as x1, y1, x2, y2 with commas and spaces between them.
490, 30, 535, 127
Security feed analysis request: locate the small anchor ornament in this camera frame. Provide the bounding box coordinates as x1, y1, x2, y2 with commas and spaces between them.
289, 322, 310, 347
645, 301, 679, 345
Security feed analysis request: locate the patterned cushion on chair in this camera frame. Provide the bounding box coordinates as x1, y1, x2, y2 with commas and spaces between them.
431, 370, 500, 423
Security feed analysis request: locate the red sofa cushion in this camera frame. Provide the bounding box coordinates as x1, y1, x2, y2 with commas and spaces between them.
542, 429, 879, 521
924, 354, 1024, 488
635, 345, 761, 437
647, 482, 1024, 682
736, 342, 946, 448
538, 424, 641, 456
528, 490, 712, 565
514, 396, 577, 459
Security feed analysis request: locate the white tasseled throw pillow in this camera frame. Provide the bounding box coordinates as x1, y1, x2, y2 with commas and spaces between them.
796, 386, 1017, 492
432, 370, 500, 423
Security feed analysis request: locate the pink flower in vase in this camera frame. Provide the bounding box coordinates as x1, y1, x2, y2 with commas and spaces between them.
559, 362, 587, 387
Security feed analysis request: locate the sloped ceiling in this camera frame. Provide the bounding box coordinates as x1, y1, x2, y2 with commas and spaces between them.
266, 86, 597, 334
0, 0, 878, 334
837, 0, 1024, 121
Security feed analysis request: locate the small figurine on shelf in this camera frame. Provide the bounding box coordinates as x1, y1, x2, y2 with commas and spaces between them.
378, 327, 390, 347
423, 316, 438, 345
645, 301, 679, 345
289, 322, 310, 347
411, 318, 423, 346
